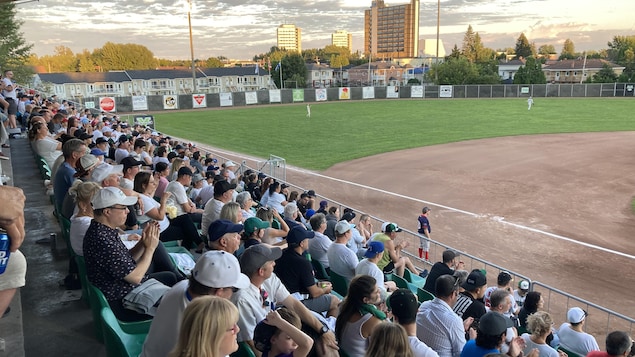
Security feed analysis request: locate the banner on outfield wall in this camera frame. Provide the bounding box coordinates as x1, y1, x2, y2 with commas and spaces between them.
132, 96, 148, 111
133, 115, 155, 129
245, 91, 258, 105
292, 89, 304, 102
163, 95, 178, 109
440, 85, 453, 98
99, 97, 116, 112
220, 92, 233, 107
520, 87, 530, 94
362, 87, 375, 99
269, 90, 281, 103
386, 86, 399, 98
338, 87, 350, 100
85, 101, 95, 109
316, 88, 327, 101
192, 94, 207, 108
411, 86, 423, 98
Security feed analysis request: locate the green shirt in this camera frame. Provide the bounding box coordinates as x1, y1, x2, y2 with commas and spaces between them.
372, 233, 391, 270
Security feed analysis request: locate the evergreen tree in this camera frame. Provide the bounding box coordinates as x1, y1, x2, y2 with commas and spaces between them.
588, 64, 618, 83
538, 44, 556, 56
513, 57, 546, 84
514, 33, 533, 59
0, 3, 33, 82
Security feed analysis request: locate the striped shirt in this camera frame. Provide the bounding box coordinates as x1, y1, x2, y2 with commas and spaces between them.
416, 298, 466, 357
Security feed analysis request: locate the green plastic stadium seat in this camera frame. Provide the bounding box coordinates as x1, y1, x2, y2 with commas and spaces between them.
75, 255, 90, 304
230, 341, 257, 357
390, 274, 418, 295
403, 268, 426, 288
329, 270, 349, 297
311, 259, 330, 281
100, 307, 147, 357
417, 287, 435, 303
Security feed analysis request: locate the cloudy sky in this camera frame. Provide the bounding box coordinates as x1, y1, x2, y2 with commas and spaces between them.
17, 0, 635, 60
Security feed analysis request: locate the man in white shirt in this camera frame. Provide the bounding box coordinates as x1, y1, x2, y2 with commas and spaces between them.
201, 180, 236, 238
165, 166, 204, 251
390, 289, 439, 357
1, 70, 18, 128
326, 220, 359, 283
140, 250, 250, 357
307, 213, 331, 270
355, 241, 396, 301
558, 307, 600, 356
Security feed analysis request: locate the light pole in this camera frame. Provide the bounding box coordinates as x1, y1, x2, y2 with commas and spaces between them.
435, 0, 440, 84
188, 0, 197, 93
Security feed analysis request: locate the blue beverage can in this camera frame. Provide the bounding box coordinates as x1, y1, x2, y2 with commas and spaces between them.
0, 230, 10, 275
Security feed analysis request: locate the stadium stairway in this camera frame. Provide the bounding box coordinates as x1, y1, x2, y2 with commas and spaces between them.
0, 136, 106, 356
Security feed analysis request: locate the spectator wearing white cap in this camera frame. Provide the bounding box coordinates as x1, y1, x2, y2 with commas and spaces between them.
557, 307, 600, 356
140, 251, 250, 357
326, 220, 359, 283
223, 160, 238, 180
513, 280, 531, 308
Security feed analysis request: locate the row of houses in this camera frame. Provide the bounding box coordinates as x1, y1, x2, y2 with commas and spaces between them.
33, 59, 626, 100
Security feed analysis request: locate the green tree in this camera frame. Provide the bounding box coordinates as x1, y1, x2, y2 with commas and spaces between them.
92, 42, 155, 70
461, 25, 477, 62
204, 57, 224, 68
588, 63, 618, 83
0, 3, 33, 82
77, 49, 95, 72
559, 39, 576, 60
274, 53, 306, 88
538, 44, 556, 56
513, 57, 546, 84
475, 59, 501, 84
447, 45, 463, 60
330, 54, 349, 68
514, 33, 533, 59
428, 57, 479, 85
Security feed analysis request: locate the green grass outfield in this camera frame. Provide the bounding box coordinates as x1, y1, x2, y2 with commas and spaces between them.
154, 98, 635, 170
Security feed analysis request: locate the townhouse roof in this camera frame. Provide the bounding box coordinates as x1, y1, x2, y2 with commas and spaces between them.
542, 59, 624, 70
37, 71, 132, 84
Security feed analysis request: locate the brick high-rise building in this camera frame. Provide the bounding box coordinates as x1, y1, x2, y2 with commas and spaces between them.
364, 0, 420, 59
332, 30, 353, 52
277, 24, 302, 52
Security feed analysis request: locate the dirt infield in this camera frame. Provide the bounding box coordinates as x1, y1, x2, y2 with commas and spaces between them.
278, 132, 635, 320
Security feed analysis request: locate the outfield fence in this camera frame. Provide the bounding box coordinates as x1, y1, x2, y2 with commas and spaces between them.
167, 135, 634, 340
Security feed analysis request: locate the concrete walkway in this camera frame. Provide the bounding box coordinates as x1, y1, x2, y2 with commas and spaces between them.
0, 136, 106, 357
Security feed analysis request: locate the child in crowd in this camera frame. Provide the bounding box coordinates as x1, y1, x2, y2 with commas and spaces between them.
254, 308, 313, 357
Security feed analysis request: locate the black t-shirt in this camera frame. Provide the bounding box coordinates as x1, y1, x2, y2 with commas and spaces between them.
274, 249, 315, 295
422, 262, 454, 295
453, 291, 486, 321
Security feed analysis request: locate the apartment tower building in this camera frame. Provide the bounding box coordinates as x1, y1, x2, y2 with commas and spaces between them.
277, 24, 302, 52
364, 0, 420, 59
332, 30, 353, 52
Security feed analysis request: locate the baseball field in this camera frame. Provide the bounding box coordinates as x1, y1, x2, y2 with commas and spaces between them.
154, 97, 635, 326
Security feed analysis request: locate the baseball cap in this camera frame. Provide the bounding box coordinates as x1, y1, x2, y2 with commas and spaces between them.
306, 190, 316, 197
335, 220, 353, 235
388, 289, 418, 320
91, 187, 137, 210
341, 211, 356, 222
77, 132, 93, 140
240, 244, 283, 275
518, 280, 530, 291
567, 307, 587, 324
118, 135, 130, 144
191, 173, 204, 183
462, 270, 487, 291
121, 156, 143, 170
285, 226, 315, 245
214, 180, 237, 195
305, 209, 316, 219
191, 251, 250, 289
225, 160, 237, 167
95, 137, 108, 145
90, 148, 108, 156
178, 166, 193, 177
364, 241, 385, 258
479, 311, 514, 335
90, 163, 123, 183
77, 153, 99, 171
384, 222, 402, 233
244, 217, 270, 235
319, 200, 328, 208
207, 219, 244, 242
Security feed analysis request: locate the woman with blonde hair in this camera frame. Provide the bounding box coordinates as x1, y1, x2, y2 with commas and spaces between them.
365, 322, 414, 357
220, 201, 242, 223
169, 157, 186, 181
169, 295, 240, 357
522, 311, 562, 357
256, 207, 289, 245
68, 180, 102, 256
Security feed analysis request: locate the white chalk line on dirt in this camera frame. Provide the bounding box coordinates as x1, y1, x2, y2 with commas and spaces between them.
183, 142, 635, 261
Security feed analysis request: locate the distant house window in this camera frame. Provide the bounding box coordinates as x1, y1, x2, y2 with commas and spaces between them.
556, 72, 560, 78
574, 71, 578, 76
565, 71, 570, 76
584, 73, 588, 77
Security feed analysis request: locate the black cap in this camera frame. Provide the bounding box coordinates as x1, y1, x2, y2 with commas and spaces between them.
121, 156, 143, 170
388, 289, 418, 321
178, 166, 193, 177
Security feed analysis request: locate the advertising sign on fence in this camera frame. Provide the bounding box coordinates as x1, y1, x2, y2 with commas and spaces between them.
440, 85, 453, 98
84, 101, 95, 109
163, 95, 178, 109
99, 97, 116, 112
292, 89, 304, 102
363, 87, 375, 99
411, 86, 423, 98
192, 94, 207, 108
133, 115, 155, 129
521, 87, 530, 94
386, 86, 399, 98
132, 96, 148, 111
339, 87, 350, 100
269, 90, 281, 103
315, 88, 327, 101
245, 91, 258, 105
219, 93, 233, 107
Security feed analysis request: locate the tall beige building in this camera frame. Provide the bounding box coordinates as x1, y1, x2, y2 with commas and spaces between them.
332, 30, 353, 52
364, 0, 420, 59
277, 24, 302, 52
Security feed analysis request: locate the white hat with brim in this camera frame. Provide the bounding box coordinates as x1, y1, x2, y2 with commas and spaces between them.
91, 187, 137, 209
91, 163, 123, 183
192, 250, 250, 289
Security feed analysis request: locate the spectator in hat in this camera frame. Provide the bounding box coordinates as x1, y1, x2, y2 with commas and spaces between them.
132, 138, 152, 166
460, 311, 525, 357
189, 173, 205, 204
241, 216, 274, 250
417, 275, 474, 357
520, 311, 562, 357
253, 308, 313, 357
114, 135, 131, 163
341, 211, 366, 257
223, 160, 238, 180
587, 331, 633, 357
514, 280, 531, 309
141, 251, 250, 357
390, 289, 438, 357
206, 219, 244, 254
316, 200, 328, 215
77, 131, 94, 146
557, 307, 600, 356
165, 166, 205, 251
423, 250, 465, 295
201, 180, 237, 238
355, 241, 396, 301
453, 269, 487, 323
372, 222, 418, 278
274, 226, 340, 317
483, 271, 519, 318
120, 156, 143, 191
83, 187, 180, 322
232, 244, 339, 356
307, 213, 332, 271
326, 220, 359, 283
